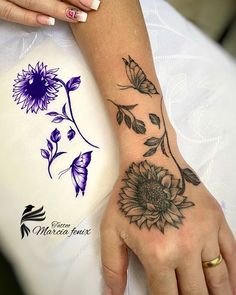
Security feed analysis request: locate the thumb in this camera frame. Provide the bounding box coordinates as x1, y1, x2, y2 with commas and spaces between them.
100, 228, 129, 295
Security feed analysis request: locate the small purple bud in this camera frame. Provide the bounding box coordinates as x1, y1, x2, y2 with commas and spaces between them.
50, 128, 61, 143
67, 127, 76, 141
66, 76, 81, 91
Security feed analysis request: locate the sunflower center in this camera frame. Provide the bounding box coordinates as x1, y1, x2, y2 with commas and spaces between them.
137, 180, 170, 212
26, 73, 47, 99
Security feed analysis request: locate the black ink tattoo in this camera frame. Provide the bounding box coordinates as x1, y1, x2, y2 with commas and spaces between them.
107, 99, 146, 134
149, 113, 160, 128
118, 161, 195, 233
117, 56, 159, 96
114, 56, 201, 232
143, 97, 200, 193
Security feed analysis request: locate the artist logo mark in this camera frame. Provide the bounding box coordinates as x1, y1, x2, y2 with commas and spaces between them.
20, 205, 46, 239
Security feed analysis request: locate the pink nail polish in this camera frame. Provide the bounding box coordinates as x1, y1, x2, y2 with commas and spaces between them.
66, 8, 87, 22
79, 0, 100, 10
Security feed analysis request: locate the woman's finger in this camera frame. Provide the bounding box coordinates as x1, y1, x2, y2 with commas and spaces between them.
0, 0, 54, 26
11, 0, 88, 22
100, 228, 128, 295
218, 218, 236, 293
67, 0, 100, 12
176, 252, 208, 295
123, 234, 179, 295
202, 240, 232, 295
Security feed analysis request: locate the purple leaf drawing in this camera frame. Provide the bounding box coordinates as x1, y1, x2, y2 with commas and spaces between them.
59, 151, 92, 197
67, 127, 76, 141
47, 139, 53, 152
52, 116, 64, 123
12, 62, 61, 114
62, 103, 68, 117
46, 112, 60, 116
41, 149, 50, 160
66, 76, 81, 91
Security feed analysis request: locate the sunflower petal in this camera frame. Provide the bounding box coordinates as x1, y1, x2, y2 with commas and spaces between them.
126, 207, 144, 216
170, 187, 180, 199
136, 216, 146, 228
169, 203, 183, 217
130, 216, 142, 223
161, 175, 172, 188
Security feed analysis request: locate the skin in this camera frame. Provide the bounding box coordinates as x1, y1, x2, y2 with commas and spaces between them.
70, 1, 236, 294
1, 0, 235, 294
0, 0, 98, 26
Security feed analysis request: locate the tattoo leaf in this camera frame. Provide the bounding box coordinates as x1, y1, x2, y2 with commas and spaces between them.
182, 168, 200, 186
149, 113, 160, 128
161, 140, 169, 157
117, 110, 123, 125
124, 114, 132, 128
120, 104, 138, 110
143, 147, 157, 157
132, 119, 146, 134
144, 137, 161, 146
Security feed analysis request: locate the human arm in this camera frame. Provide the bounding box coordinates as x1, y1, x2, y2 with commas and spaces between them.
70, 1, 236, 294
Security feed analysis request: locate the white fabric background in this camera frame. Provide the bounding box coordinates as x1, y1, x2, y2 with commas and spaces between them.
0, 0, 235, 294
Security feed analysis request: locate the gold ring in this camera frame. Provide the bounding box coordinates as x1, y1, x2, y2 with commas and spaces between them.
202, 254, 223, 268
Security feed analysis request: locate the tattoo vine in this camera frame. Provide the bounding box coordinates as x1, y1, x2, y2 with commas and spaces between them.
116, 56, 201, 232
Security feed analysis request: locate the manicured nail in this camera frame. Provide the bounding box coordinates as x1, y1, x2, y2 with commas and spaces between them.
37, 15, 55, 26
79, 0, 100, 10
66, 8, 88, 22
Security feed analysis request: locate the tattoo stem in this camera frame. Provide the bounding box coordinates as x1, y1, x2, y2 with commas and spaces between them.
107, 99, 135, 119
55, 78, 99, 149
159, 96, 185, 194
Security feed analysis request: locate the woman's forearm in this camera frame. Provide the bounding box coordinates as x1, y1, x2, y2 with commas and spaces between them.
70, 0, 177, 159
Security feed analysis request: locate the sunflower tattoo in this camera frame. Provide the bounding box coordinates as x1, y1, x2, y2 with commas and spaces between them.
119, 161, 195, 233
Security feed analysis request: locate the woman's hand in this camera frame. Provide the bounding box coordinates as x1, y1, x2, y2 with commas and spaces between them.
0, 0, 100, 26
100, 144, 236, 295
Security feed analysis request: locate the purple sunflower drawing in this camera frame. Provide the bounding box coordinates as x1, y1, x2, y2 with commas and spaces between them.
13, 62, 61, 113
12, 61, 97, 197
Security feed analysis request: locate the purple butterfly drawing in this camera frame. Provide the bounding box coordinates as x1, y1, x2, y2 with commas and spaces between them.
59, 151, 92, 197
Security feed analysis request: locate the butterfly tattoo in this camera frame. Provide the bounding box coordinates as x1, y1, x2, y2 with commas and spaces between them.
117, 55, 159, 96
58, 151, 92, 197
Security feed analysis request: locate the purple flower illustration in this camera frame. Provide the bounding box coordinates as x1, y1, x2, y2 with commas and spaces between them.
13, 62, 97, 197
59, 151, 92, 197
13, 62, 61, 113
41, 128, 66, 178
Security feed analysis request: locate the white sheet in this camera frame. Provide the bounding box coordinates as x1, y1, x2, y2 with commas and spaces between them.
0, 0, 235, 294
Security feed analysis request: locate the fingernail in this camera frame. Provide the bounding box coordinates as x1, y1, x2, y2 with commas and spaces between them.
37, 15, 55, 26
66, 8, 88, 22
104, 285, 113, 295
79, 0, 101, 10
